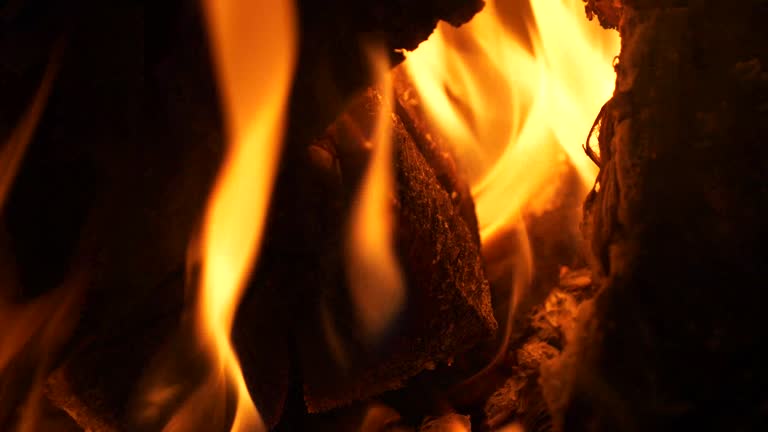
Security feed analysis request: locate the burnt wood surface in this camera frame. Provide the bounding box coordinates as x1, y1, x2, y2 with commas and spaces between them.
541, 1, 768, 431
289, 86, 497, 414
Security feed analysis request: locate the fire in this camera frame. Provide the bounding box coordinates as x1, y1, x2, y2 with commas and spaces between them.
0, 46, 60, 210
163, 0, 297, 430
0, 45, 84, 432
345, 46, 405, 343
400, 0, 618, 419
0, 274, 84, 432
402, 0, 619, 241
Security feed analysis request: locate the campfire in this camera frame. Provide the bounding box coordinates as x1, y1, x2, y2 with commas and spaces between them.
1, 0, 766, 431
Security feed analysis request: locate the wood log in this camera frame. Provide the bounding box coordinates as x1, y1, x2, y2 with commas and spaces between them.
382, 71, 595, 428
540, 1, 768, 430
292, 86, 497, 413
392, 68, 481, 249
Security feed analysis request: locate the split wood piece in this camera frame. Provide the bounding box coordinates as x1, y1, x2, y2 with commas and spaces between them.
387, 71, 594, 425
392, 68, 481, 248
392, 67, 591, 331
297, 87, 497, 413
543, 2, 768, 431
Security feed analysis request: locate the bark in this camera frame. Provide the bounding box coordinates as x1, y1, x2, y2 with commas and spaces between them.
295, 87, 497, 413
543, 1, 768, 430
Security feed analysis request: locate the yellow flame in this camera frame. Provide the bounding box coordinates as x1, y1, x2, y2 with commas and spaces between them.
402, 0, 618, 241
174, 0, 297, 431
345, 46, 405, 343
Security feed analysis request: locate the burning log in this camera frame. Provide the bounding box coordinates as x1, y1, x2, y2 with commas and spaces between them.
540, 1, 768, 430
291, 86, 497, 413
392, 69, 481, 249
419, 413, 471, 431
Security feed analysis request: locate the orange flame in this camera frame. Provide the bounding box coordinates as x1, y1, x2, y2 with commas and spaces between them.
0, 274, 84, 432
199, 0, 296, 428
345, 46, 406, 344
402, 0, 618, 241
400, 0, 618, 407
0, 42, 84, 432
161, 0, 297, 431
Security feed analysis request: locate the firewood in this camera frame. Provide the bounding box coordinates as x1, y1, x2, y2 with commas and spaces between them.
541, 1, 768, 430
392, 68, 481, 248
294, 87, 497, 413
231, 138, 342, 428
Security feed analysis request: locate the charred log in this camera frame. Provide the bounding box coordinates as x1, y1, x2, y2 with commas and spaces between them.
543, 1, 768, 431
290, 87, 497, 413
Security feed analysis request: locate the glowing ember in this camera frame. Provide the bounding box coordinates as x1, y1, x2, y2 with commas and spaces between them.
402, 0, 619, 241
345, 45, 405, 344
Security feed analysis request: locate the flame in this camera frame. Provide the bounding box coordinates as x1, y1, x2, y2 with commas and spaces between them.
344, 46, 406, 343
402, 0, 618, 241
0, 273, 84, 432
0, 43, 61, 210
0, 42, 84, 432
401, 0, 618, 396
162, 0, 297, 430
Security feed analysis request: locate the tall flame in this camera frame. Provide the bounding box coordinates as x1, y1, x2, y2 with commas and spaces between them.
345, 46, 405, 343
402, 0, 618, 241
165, 0, 297, 430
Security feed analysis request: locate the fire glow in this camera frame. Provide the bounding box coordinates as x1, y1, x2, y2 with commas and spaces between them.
0, 0, 619, 430
402, 0, 618, 241
398, 0, 619, 411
